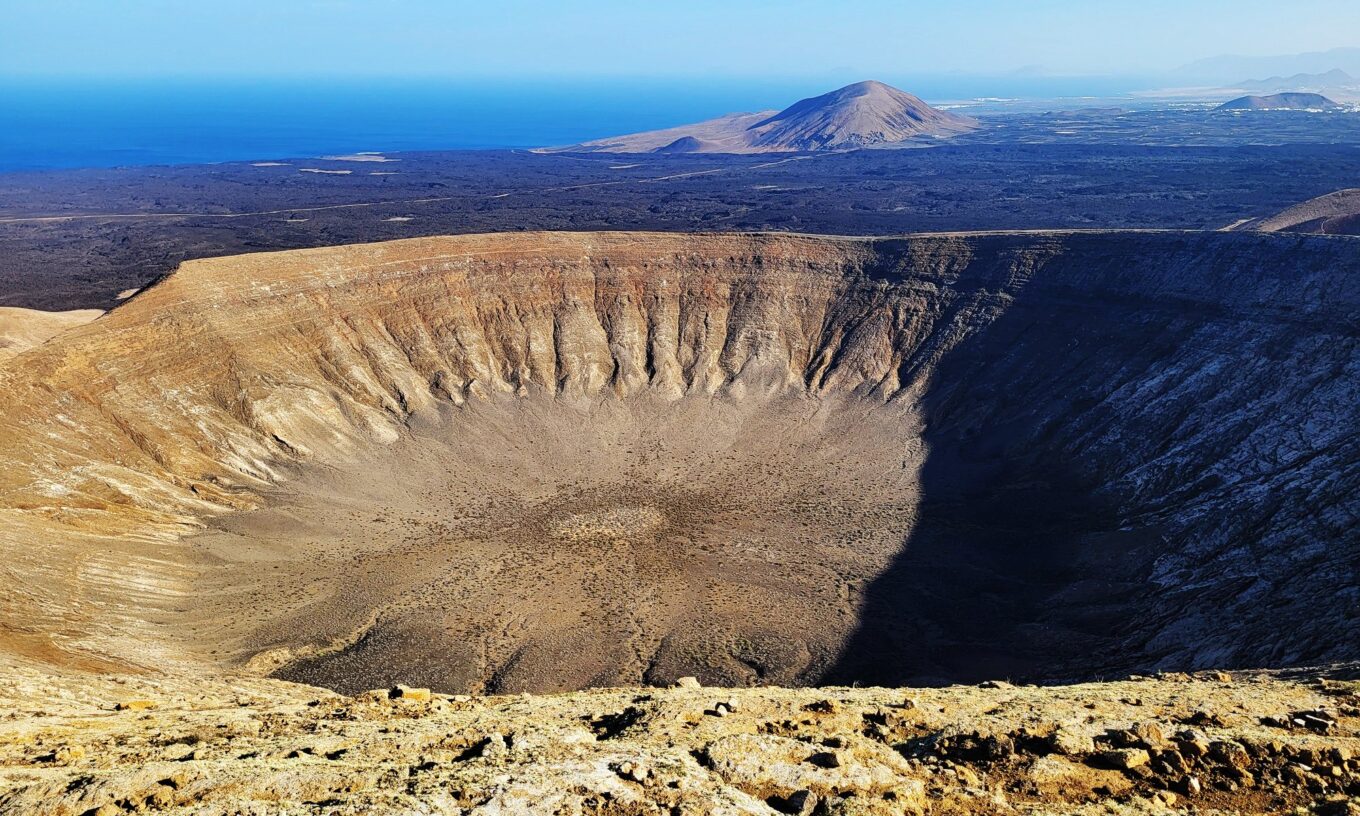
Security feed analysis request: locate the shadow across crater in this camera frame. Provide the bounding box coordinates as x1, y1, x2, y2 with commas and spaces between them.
823, 233, 1358, 685
822, 434, 1133, 687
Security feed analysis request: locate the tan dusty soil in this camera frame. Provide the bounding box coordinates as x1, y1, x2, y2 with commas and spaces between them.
1, 660, 1357, 815
0, 306, 102, 364
182, 394, 919, 694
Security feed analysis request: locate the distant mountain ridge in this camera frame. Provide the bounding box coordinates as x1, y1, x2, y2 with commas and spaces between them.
1218, 69, 1360, 103
1239, 68, 1354, 92
1178, 47, 1360, 83
539, 80, 978, 154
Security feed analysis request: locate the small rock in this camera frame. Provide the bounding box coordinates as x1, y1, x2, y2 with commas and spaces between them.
1282, 763, 1310, 786
1128, 722, 1170, 750
616, 760, 649, 783
38, 745, 85, 764
1174, 729, 1210, 758
674, 676, 701, 689
1047, 725, 1094, 755
767, 788, 816, 816
1157, 749, 1189, 774
1209, 740, 1251, 769
1100, 748, 1151, 770
1184, 709, 1225, 727
1228, 767, 1255, 787
769, 789, 817, 816
146, 785, 176, 808
1153, 790, 1178, 806
1296, 710, 1338, 734
388, 685, 432, 702
710, 703, 730, 717
979, 680, 1012, 689
115, 699, 157, 711
806, 750, 840, 769
1180, 774, 1201, 796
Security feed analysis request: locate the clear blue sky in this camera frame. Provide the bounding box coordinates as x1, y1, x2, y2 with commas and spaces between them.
3, 0, 1358, 79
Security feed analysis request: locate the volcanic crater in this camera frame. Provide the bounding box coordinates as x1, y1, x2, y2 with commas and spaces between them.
0, 230, 1356, 696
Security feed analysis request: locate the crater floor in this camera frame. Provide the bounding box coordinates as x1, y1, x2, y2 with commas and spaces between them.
191, 396, 920, 694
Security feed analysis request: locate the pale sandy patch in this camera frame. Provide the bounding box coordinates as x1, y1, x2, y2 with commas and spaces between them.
322, 153, 398, 163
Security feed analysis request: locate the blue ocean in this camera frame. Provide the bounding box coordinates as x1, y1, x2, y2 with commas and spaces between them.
0, 76, 1146, 173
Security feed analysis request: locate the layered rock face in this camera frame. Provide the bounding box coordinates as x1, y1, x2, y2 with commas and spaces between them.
0, 230, 1355, 692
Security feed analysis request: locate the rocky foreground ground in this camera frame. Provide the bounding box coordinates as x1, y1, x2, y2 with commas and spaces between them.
1, 662, 1357, 815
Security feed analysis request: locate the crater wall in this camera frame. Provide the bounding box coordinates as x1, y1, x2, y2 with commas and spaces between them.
0, 231, 1355, 690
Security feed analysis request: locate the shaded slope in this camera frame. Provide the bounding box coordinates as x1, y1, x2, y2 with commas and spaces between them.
1248, 187, 1360, 235
832, 232, 1360, 683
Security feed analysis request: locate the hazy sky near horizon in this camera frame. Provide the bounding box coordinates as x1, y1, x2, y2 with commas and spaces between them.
3, 0, 1359, 80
